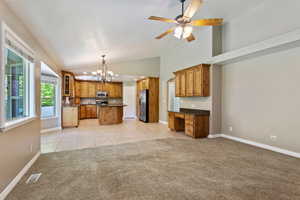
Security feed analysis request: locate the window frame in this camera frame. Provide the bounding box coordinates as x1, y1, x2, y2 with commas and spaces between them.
40, 75, 59, 119
0, 22, 36, 132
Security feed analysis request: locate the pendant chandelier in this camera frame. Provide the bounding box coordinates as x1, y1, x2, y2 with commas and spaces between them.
97, 55, 114, 82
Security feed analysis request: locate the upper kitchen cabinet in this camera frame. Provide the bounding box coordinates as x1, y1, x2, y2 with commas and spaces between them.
62, 71, 75, 97
75, 81, 81, 97
174, 64, 210, 97
97, 82, 123, 98
108, 83, 123, 98
79, 81, 89, 98
78, 81, 98, 98
88, 82, 97, 98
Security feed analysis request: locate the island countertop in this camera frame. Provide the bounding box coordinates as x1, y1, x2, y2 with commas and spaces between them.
97, 104, 127, 107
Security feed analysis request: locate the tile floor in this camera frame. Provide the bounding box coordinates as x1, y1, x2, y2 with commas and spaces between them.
41, 119, 188, 153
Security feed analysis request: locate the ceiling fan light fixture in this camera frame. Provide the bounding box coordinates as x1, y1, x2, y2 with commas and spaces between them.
174, 25, 193, 39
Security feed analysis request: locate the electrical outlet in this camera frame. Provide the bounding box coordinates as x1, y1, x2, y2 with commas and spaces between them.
229, 126, 233, 132
270, 135, 277, 141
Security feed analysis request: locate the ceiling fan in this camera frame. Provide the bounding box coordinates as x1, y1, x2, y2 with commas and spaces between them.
148, 0, 223, 42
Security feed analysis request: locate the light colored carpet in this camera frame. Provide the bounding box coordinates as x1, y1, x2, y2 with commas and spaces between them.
7, 138, 300, 200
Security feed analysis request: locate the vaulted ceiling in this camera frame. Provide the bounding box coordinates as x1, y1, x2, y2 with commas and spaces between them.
5, 0, 263, 68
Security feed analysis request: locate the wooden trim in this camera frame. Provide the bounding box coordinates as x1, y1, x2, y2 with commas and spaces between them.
136, 77, 159, 82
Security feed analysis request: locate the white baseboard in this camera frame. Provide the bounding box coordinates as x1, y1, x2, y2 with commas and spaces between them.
40, 127, 62, 134
220, 134, 300, 158
0, 151, 40, 200
208, 134, 222, 139
159, 120, 168, 125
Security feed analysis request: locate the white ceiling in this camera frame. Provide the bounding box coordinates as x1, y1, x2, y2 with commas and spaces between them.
5, 0, 263, 68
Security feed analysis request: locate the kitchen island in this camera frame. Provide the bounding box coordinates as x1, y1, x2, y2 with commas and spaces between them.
98, 104, 127, 125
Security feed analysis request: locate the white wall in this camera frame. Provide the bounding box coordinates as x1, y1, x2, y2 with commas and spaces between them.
223, 0, 300, 52
69, 57, 160, 77
0, 0, 61, 194
222, 46, 300, 153
221, 0, 300, 153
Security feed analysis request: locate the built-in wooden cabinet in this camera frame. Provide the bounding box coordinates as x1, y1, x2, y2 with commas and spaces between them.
168, 111, 209, 139
86, 105, 97, 118
75, 81, 81, 97
88, 82, 97, 98
62, 106, 79, 128
80, 81, 89, 98
78, 81, 122, 98
80, 105, 86, 119
62, 72, 75, 97
186, 69, 194, 96
107, 83, 122, 98
136, 77, 159, 123
174, 64, 210, 97
80, 105, 97, 119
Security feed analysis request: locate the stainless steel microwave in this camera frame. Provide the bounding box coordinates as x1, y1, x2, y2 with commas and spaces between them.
96, 91, 108, 98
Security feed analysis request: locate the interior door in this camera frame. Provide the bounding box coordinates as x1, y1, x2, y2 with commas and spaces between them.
123, 85, 136, 119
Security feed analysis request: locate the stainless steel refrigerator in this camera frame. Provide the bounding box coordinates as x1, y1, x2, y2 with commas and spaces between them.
139, 89, 149, 122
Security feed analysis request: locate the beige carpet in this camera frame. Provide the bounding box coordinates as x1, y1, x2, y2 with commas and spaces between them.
7, 138, 300, 200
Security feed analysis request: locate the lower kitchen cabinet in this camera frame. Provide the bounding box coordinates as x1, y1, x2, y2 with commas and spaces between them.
62, 106, 79, 128
80, 105, 97, 119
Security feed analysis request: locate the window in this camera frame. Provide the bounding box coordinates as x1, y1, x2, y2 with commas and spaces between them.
4, 48, 34, 122
41, 80, 57, 118
0, 23, 36, 132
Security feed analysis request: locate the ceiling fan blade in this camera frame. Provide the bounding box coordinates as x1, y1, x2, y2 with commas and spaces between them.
186, 34, 196, 42
155, 28, 175, 39
148, 16, 177, 23
190, 18, 223, 26
184, 0, 204, 19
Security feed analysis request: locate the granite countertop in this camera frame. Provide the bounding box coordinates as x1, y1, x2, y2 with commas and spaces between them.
97, 104, 127, 107
169, 108, 210, 116
63, 104, 80, 107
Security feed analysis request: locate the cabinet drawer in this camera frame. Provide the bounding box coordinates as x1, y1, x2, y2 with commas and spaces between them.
185, 124, 194, 137
174, 113, 185, 119
185, 114, 194, 124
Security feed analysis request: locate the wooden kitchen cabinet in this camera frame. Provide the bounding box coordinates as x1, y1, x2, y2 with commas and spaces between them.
80, 105, 97, 119
174, 64, 210, 97
194, 65, 210, 96
62, 106, 79, 128
108, 83, 122, 98
86, 105, 97, 118
88, 82, 97, 98
168, 111, 210, 139
175, 75, 181, 97
180, 72, 186, 97
62, 72, 75, 97
186, 69, 194, 96
80, 81, 89, 98
80, 105, 86, 119
175, 71, 186, 97
136, 77, 159, 123
168, 112, 185, 131
75, 81, 81, 97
